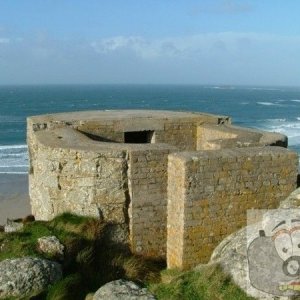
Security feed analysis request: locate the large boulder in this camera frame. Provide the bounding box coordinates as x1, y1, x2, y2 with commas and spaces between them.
209, 190, 300, 300
0, 257, 62, 299
93, 279, 156, 300
209, 224, 270, 299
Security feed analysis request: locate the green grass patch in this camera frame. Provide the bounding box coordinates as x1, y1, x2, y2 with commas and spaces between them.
46, 273, 87, 300
0, 213, 164, 298
0, 214, 254, 299
149, 264, 255, 300
0, 221, 52, 260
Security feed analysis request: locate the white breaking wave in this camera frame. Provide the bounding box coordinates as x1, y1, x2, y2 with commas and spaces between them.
0, 171, 28, 174
0, 145, 27, 150
291, 100, 300, 103
257, 102, 276, 106
261, 120, 300, 147
266, 118, 286, 122
257, 102, 284, 107
0, 144, 28, 174
0, 165, 28, 168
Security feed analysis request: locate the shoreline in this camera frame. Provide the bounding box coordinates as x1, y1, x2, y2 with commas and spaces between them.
0, 174, 31, 225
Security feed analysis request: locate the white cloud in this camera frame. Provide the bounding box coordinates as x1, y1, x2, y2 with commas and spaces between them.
2, 31, 300, 85
91, 36, 143, 52
89, 32, 278, 60
90, 36, 159, 58
0, 38, 10, 44
93, 32, 300, 60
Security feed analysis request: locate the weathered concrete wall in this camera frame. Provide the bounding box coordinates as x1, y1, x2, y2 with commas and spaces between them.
28, 128, 129, 224
27, 110, 298, 267
155, 120, 198, 150
128, 146, 176, 258
197, 124, 288, 150
167, 147, 298, 269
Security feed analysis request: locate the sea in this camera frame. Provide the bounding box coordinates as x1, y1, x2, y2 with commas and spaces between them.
0, 84, 300, 175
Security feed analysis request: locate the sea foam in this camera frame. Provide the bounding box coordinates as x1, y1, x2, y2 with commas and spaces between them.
0, 145, 28, 174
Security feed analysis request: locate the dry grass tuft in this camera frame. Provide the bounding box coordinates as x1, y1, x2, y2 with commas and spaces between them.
82, 219, 106, 241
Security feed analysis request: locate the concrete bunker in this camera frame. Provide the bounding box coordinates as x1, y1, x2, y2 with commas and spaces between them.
27, 110, 299, 269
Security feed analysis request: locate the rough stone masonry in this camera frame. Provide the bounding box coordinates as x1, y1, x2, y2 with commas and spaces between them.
27, 110, 299, 269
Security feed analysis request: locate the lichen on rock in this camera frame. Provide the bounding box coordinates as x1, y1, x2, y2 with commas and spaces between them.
0, 257, 62, 299
93, 279, 156, 300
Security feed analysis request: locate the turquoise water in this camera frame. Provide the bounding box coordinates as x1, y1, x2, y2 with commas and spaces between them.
0, 84, 300, 174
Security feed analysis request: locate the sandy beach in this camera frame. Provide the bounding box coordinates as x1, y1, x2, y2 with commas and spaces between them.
0, 174, 31, 225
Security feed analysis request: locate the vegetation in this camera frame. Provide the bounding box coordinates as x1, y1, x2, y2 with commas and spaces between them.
149, 264, 254, 300
0, 213, 163, 299
0, 213, 253, 299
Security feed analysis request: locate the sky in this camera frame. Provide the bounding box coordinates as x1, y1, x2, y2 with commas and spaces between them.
1, 0, 300, 86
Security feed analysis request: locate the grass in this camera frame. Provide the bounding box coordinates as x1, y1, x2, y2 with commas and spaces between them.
149, 264, 255, 300
0, 213, 164, 299
0, 213, 254, 299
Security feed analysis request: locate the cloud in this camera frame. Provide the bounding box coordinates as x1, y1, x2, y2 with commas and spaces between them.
0, 38, 10, 44
90, 36, 160, 59
90, 32, 260, 60
90, 32, 300, 64
91, 36, 143, 52
1, 31, 300, 85
86, 32, 300, 85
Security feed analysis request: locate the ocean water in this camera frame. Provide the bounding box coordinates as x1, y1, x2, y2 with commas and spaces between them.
0, 84, 300, 174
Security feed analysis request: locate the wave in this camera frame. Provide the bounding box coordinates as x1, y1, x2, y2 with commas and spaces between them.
0, 153, 26, 158
0, 165, 28, 168
0, 145, 27, 150
210, 86, 236, 90
256, 101, 296, 107
0, 144, 28, 174
260, 119, 300, 146
265, 118, 286, 122
243, 87, 282, 91
0, 171, 28, 175
257, 102, 279, 106
291, 100, 300, 103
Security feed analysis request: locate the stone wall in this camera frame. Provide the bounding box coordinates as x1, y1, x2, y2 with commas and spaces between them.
128, 146, 176, 258
155, 120, 197, 150
27, 110, 299, 268
167, 147, 298, 269
197, 124, 287, 150
29, 128, 128, 224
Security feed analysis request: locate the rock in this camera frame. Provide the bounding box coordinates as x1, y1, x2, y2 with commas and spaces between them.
93, 279, 156, 300
209, 206, 300, 299
37, 236, 64, 259
0, 257, 62, 299
279, 187, 300, 208
85, 293, 95, 300
209, 224, 268, 299
4, 219, 23, 233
